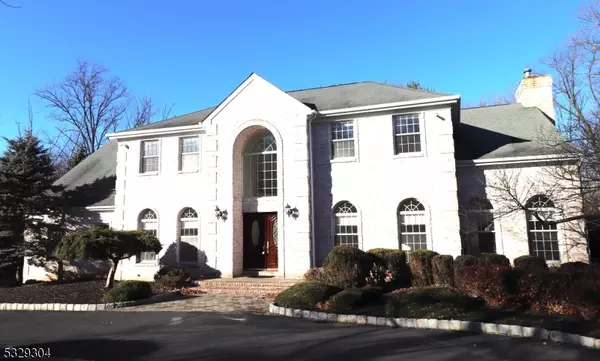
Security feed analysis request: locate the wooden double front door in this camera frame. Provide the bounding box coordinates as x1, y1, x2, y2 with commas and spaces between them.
243, 212, 278, 270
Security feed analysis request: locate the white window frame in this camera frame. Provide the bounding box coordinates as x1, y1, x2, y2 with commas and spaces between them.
330, 120, 358, 162
465, 197, 497, 256
332, 201, 361, 248
526, 195, 561, 263
178, 207, 200, 264
243, 132, 278, 197
137, 209, 158, 264
139, 139, 160, 175
393, 112, 425, 158
179, 136, 201, 173
398, 198, 428, 260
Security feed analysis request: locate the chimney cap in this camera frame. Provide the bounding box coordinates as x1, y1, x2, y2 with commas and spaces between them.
524, 68, 532, 77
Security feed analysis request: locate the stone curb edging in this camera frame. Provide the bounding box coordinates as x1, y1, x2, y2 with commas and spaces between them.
268, 303, 600, 350
0, 290, 182, 312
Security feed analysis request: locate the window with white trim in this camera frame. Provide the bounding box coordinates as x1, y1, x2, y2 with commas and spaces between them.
179, 207, 199, 263
398, 198, 427, 258
138, 209, 158, 262
393, 114, 422, 154
466, 197, 496, 255
331, 121, 355, 159
180, 137, 200, 172
526, 195, 559, 262
243, 130, 278, 197
333, 201, 359, 247
140, 140, 159, 173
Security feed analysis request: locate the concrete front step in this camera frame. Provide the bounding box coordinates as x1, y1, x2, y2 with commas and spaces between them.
189, 277, 300, 295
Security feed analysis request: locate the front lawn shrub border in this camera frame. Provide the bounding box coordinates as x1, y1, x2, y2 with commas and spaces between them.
268, 303, 600, 350
0, 290, 181, 312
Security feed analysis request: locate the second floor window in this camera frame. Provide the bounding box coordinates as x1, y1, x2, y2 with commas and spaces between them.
331, 121, 355, 159
141, 140, 159, 173
394, 114, 422, 154
180, 137, 200, 172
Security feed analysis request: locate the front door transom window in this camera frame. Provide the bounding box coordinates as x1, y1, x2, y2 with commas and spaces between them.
243, 130, 278, 197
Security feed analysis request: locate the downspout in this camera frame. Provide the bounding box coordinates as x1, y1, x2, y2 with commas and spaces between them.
119, 144, 129, 281
307, 110, 318, 268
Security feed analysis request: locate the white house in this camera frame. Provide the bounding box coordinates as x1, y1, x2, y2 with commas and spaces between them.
23, 70, 590, 282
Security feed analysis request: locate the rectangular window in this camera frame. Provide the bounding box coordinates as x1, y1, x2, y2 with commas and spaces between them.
394, 114, 422, 154
527, 211, 560, 261
140, 140, 159, 173
137, 224, 158, 263
180, 137, 200, 172
331, 121, 355, 159
467, 211, 496, 255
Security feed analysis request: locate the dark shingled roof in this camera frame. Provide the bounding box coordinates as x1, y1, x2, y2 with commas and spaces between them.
456, 103, 561, 160
53, 81, 560, 208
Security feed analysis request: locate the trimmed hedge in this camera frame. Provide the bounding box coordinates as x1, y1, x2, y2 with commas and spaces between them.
275, 281, 342, 310
479, 253, 510, 267
560, 262, 589, 272
103, 281, 153, 302
432, 255, 454, 287
304, 267, 324, 282
328, 285, 384, 313
513, 255, 547, 270
367, 248, 411, 290
409, 250, 438, 287
455, 265, 519, 307
323, 246, 375, 288
154, 267, 190, 289
385, 286, 485, 319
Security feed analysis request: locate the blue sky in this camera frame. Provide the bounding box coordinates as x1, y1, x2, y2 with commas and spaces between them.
0, 0, 589, 153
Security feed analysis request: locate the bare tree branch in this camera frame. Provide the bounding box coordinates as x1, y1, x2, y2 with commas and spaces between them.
0, 0, 22, 8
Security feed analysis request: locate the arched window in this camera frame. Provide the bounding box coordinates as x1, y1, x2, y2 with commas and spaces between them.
526, 195, 559, 261
333, 201, 359, 247
138, 209, 158, 263
398, 198, 427, 256
243, 130, 277, 197
179, 207, 199, 263
466, 197, 496, 255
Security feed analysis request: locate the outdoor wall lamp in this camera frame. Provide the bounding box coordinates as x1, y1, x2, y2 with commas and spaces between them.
215, 206, 228, 221
285, 204, 299, 219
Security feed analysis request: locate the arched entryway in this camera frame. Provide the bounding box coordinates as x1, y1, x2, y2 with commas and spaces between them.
231, 124, 283, 274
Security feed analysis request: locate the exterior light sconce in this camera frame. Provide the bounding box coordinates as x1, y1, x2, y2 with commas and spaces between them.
285, 204, 299, 219
215, 206, 228, 221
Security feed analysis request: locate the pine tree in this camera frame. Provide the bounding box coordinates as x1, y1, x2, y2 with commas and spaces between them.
66, 145, 87, 171
0, 130, 62, 284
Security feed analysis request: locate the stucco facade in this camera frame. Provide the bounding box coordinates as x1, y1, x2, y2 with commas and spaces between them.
23, 72, 590, 282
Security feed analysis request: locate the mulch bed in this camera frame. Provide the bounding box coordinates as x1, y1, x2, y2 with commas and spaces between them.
1, 280, 112, 304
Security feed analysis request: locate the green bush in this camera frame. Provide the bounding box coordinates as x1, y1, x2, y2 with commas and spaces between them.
560, 262, 589, 272
322, 246, 375, 288
454, 255, 480, 288
304, 267, 324, 281
154, 267, 190, 289
385, 286, 484, 319
367, 248, 411, 290
432, 255, 454, 287
360, 285, 384, 304
275, 281, 342, 309
513, 255, 547, 270
479, 253, 510, 266
409, 250, 438, 287
328, 285, 384, 313
103, 281, 153, 302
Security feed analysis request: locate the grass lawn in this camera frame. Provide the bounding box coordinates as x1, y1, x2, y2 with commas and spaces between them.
0, 279, 163, 304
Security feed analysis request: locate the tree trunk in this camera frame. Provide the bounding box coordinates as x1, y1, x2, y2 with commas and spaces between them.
15, 256, 24, 284
105, 259, 119, 289
56, 259, 64, 281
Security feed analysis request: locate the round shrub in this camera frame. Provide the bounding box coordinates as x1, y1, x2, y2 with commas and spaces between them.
104, 281, 153, 303
360, 285, 384, 304
513, 255, 547, 270
432, 255, 454, 287
368, 248, 411, 290
154, 267, 190, 289
275, 281, 342, 309
304, 267, 324, 281
409, 250, 438, 287
385, 286, 484, 319
479, 253, 510, 266
328, 285, 384, 313
455, 265, 519, 307
454, 255, 480, 268
323, 246, 375, 288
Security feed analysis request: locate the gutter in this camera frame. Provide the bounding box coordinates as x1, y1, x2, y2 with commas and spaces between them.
317, 95, 461, 117
307, 110, 318, 268
456, 154, 579, 167
106, 124, 205, 141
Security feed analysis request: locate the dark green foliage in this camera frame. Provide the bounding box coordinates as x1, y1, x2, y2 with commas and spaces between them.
455, 265, 520, 307
367, 248, 410, 290
454, 255, 480, 288
274, 281, 342, 309
385, 286, 485, 319
103, 280, 153, 302
303, 267, 324, 282
513, 255, 547, 270
55, 226, 162, 288
322, 246, 375, 288
66, 145, 88, 171
154, 267, 190, 289
560, 261, 589, 271
360, 285, 384, 304
327, 285, 384, 313
409, 250, 438, 287
479, 253, 510, 266
432, 255, 454, 287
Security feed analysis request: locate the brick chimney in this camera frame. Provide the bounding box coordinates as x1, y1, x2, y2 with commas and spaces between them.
515, 68, 555, 120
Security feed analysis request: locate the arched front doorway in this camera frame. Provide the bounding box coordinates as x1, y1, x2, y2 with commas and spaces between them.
232, 126, 281, 272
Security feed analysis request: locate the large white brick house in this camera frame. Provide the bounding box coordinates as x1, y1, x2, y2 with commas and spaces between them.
24, 70, 590, 282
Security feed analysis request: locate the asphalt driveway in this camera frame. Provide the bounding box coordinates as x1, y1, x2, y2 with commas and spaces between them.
0, 311, 599, 360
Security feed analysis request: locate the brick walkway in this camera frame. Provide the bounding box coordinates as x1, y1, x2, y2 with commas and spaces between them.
116, 294, 274, 314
